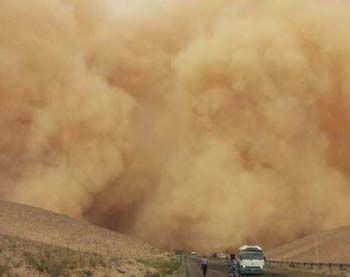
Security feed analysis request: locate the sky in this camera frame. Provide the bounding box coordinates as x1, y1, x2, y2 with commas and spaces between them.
1, 0, 350, 252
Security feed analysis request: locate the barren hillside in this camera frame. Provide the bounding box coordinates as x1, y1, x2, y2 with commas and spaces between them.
0, 200, 154, 257
266, 226, 350, 263
0, 200, 180, 276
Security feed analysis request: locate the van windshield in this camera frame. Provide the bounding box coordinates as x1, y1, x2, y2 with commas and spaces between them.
240, 252, 264, 260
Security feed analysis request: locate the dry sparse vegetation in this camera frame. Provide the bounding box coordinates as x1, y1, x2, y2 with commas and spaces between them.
0, 234, 180, 276
138, 257, 182, 277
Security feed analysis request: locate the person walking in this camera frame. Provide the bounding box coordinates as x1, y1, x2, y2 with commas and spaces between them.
227, 254, 239, 277
200, 255, 208, 276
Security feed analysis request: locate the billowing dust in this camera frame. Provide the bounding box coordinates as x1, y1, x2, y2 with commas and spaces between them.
1, 0, 350, 252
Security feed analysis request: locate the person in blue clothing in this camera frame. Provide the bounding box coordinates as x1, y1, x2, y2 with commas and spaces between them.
200, 255, 208, 276
227, 254, 239, 277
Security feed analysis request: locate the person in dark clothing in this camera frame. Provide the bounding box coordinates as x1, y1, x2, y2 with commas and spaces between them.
200, 255, 208, 276
227, 254, 239, 277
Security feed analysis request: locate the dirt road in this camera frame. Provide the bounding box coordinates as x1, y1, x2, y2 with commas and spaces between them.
183, 256, 335, 277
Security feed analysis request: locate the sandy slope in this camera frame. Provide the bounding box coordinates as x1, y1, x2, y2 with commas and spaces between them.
0, 200, 180, 276
266, 226, 350, 263
0, 200, 155, 258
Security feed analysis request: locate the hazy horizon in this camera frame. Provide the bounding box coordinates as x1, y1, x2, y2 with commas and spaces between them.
1, 0, 350, 252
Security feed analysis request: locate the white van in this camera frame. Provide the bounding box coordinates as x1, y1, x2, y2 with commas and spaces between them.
238, 245, 265, 275
217, 253, 228, 259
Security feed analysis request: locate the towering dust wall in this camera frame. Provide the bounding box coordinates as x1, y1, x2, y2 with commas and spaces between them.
1, 0, 350, 251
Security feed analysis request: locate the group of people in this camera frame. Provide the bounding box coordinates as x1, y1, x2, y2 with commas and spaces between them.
200, 254, 239, 277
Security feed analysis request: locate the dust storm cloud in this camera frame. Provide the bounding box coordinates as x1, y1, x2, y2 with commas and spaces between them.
1, 0, 350, 251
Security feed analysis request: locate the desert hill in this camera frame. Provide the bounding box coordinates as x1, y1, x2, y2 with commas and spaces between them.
0, 200, 180, 276
0, 200, 154, 258
266, 226, 350, 263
